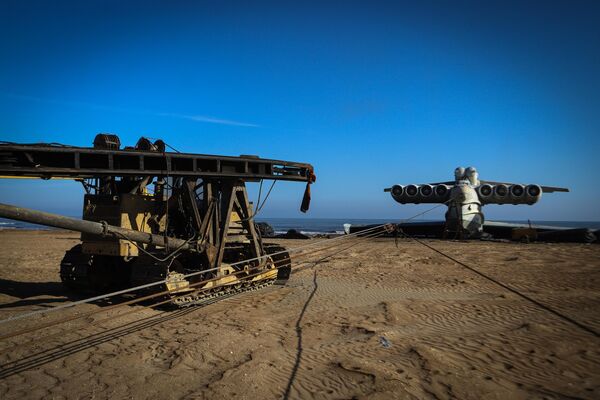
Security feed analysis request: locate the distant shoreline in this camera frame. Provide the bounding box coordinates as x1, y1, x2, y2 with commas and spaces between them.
2, 217, 600, 234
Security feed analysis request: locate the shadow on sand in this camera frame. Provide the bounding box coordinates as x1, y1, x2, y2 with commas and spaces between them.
0, 278, 75, 309
283, 268, 319, 400
0, 306, 202, 379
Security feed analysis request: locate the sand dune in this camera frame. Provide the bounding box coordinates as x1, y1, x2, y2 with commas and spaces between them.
0, 230, 599, 399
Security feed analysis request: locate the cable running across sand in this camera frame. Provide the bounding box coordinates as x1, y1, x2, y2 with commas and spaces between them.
0, 228, 388, 341
396, 230, 600, 338
0, 229, 387, 346
0, 197, 452, 339
0, 231, 388, 378
0, 223, 388, 325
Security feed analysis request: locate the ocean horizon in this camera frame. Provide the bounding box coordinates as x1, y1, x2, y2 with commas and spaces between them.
2, 217, 600, 235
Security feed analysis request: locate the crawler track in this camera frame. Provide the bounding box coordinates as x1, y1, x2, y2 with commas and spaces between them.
173, 278, 277, 307
60, 243, 293, 308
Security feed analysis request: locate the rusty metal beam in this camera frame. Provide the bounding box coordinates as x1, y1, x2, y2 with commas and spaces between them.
0, 143, 313, 182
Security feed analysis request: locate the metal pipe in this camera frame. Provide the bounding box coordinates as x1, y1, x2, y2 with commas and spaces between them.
0, 203, 193, 251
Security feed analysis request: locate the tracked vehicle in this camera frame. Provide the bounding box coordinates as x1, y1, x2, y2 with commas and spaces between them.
0, 134, 315, 306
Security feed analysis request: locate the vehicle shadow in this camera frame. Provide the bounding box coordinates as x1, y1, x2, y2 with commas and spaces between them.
0, 279, 74, 309
0, 278, 136, 309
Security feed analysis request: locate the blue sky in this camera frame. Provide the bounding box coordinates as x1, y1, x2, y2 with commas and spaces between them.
0, 1, 599, 221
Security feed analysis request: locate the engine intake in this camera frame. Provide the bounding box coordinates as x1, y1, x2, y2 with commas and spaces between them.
524, 184, 542, 204
419, 184, 433, 197
405, 185, 418, 197
391, 185, 404, 202
477, 184, 493, 199
389, 183, 450, 204
510, 184, 525, 203
434, 184, 448, 197
484, 183, 541, 204
494, 184, 508, 201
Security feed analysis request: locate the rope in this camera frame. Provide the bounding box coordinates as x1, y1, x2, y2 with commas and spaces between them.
254, 180, 276, 215
255, 179, 264, 212
239, 179, 276, 223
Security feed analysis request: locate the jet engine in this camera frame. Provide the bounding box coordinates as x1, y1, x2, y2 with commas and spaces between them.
524, 184, 542, 204
405, 184, 419, 197
477, 184, 493, 202
510, 184, 525, 204
391, 185, 404, 202
434, 184, 448, 197
493, 184, 509, 203
483, 183, 542, 205
388, 183, 451, 204
419, 184, 434, 197
405, 184, 420, 203
433, 184, 451, 202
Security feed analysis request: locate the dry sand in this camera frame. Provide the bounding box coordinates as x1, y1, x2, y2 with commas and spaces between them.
0, 230, 599, 399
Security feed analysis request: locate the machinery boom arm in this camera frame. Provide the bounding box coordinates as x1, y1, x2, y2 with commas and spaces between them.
0, 143, 314, 182
0, 202, 195, 251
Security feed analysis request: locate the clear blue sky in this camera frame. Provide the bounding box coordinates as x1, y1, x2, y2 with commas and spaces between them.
1, 1, 599, 221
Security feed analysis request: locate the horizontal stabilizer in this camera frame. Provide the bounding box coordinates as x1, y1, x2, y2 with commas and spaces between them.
540, 186, 569, 193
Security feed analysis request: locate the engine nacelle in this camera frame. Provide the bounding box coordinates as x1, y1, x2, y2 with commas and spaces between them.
389, 184, 450, 204
477, 184, 493, 201
493, 184, 509, 203
433, 184, 451, 203
390, 185, 404, 202
509, 184, 525, 204
404, 184, 420, 203
405, 184, 418, 197
419, 184, 434, 197
482, 183, 542, 205
524, 184, 542, 204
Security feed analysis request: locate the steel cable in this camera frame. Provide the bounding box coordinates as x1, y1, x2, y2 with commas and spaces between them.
3, 228, 387, 354
2, 192, 440, 328
0, 231, 388, 377
0, 228, 387, 341
395, 230, 600, 338
0, 223, 388, 326
397, 200, 450, 223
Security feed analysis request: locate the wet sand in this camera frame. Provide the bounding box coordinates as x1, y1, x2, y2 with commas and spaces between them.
0, 230, 599, 399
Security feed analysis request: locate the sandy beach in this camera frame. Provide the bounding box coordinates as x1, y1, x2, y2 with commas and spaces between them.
0, 229, 599, 399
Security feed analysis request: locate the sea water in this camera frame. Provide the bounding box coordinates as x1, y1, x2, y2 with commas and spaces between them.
2, 217, 599, 234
